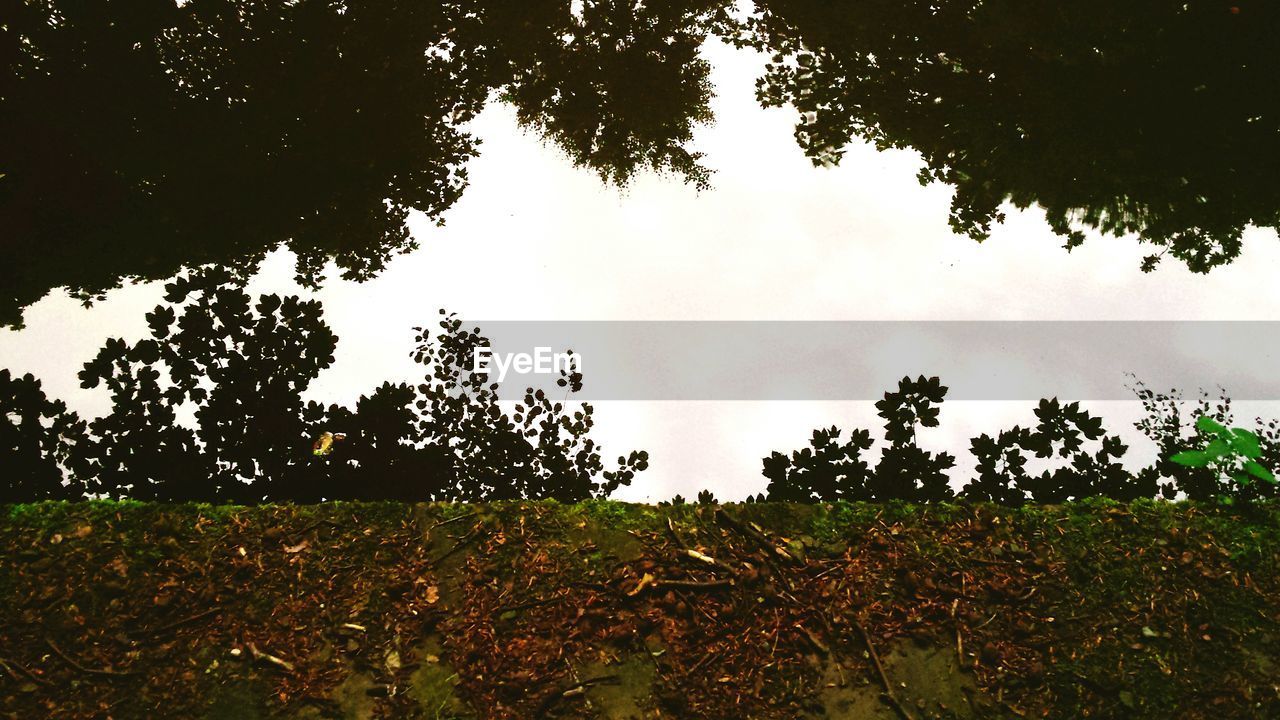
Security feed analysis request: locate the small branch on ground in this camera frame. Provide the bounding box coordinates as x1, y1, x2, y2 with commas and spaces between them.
246, 643, 295, 672
431, 512, 477, 530
715, 509, 798, 564
0, 655, 47, 685
45, 639, 138, 678
537, 673, 621, 713
654, 578, 734, 591
432, 526, 485, 566
852, 621, 916, 720
145, 607, 223, 637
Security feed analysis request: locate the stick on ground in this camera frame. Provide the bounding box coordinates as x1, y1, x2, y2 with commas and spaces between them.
45, 639, 138, 678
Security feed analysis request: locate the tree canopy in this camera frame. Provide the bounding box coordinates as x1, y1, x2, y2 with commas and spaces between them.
2, 268, 646, 502
0, 0, 726, 327
743, 0, 1280, 271
3, 1, 1278, 328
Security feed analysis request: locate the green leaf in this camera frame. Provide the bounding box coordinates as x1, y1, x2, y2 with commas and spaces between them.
1196, 416, 1228, 435
1229, 428, 1262, 458
1169, 450, 1210, 467
1244, 461, 1277, 484
1204, 438, 1231, 459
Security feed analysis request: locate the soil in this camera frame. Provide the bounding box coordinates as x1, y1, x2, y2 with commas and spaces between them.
1, 499, 1278, 719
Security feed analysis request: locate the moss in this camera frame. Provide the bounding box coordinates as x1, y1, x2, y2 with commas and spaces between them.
409, 658, 471, 719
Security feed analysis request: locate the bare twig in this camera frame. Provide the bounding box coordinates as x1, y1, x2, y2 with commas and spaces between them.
431, 512, 478, 530
560, 674, 620, 696
801, 626, 830, 656
246, 643, 295, 672
665, 517, 690, 551
145, 607, 223, 637
493, 594, 567, 615
284, 518, 341, 540
0, 656, 47, 686
653, 578, 734, 591
715, 509, 797, 563
852, 622, 915, 720
538, 674, 620, 713
433, 527, 484, 566
45, 639, 137, 678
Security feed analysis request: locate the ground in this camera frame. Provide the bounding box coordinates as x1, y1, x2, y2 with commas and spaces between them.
1, 499, 1278, 719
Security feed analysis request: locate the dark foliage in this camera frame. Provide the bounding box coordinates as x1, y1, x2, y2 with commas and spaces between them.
6, 1, 1279, 328
764, 376, 1273, 505
963, 399, 1151, 505
0, 370, 92, 502
4, 269, 644, 502
742, 0, 1280, 272
499, 0, 725, 189
1131, 377, 1280, 503
2, 0, 479, 327
764, 375, 954, 502
0, 0, 727, 328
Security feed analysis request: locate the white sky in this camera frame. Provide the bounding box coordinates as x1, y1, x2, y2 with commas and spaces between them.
3, 39, 1279, 501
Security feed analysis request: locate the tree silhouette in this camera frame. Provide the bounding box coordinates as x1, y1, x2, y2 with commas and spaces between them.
745, 0, 1280, 272
6, 1, 1279, 329
0, 369, 92, 502
498, 0, 725, 189
1, 0, 728, 328
762, 426, 875, 502
869, 375, 955, 502
55, 268, 647, 502
764, 375, 954, 502
1131, 378, 1280, 502
963, 398, 1149, 505
763, 377, 1201, 505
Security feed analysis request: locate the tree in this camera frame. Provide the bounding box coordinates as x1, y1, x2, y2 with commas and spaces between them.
1, 0, 728, 328
498, 0, 726, 190
21, 268, 647, 503
764, 378, 1155, 505
869, 375, 955, 502
764, 375, 954, 502
962, 398, 1149, 504
745, 0, 1280, 272
0, 369, 92, 502
411, 311, 647, 502
77, 267, 340, 501
763, 426, 875, 502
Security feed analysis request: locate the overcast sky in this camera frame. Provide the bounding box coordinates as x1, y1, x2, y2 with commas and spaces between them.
3, 39, 1279, 501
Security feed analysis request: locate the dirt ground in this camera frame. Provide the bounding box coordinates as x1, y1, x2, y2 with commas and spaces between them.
2, 500, 1278, 719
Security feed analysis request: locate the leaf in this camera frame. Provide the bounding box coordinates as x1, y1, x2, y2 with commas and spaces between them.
284, 540, 309, 554
1204, 438, 1231, 459
1169, 450, 1210, 468
1244, 461, 1277, 484
1229, 428, 1262, 458
1195, 416, 1228, 435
